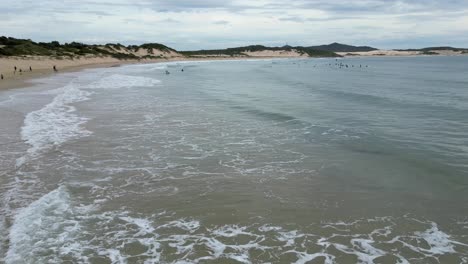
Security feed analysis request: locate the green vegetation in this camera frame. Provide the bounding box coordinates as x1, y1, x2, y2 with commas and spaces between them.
0, 36, 173, 60
1, 36, 344, 60
297, 47, 341, 57
308, 42, 378, 52
134, 43, 176, 52
422, 51, 439, 55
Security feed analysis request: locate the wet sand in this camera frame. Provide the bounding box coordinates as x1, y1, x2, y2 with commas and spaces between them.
0, 57, 162, 91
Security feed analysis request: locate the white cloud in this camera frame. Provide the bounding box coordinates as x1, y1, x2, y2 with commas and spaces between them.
0, 0, 467, 49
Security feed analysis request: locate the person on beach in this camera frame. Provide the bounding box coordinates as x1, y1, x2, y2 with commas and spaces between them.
14, 66, 17, 72
29, 66, 32, 71
1, 74, 3, 80
53, 65, 57, 72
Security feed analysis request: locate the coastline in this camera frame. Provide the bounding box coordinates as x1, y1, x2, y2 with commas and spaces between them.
337, 49, 468, 57
0, 56, 168, 91
2, 51, 466, 91
0, 55, 303, 91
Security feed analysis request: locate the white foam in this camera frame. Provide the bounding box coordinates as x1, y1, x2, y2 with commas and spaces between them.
98, 249, 126, 263
212, 225, 249, 237
17, 83, 91, 166
258, 225, 282, 232
286, 251, 335, 264
120, 216, 155, 236
6, 209, 465, 263
89, 74, 160, 89
159, 219, 200, 233
416, 222, 457, 254
277, 230, 303, 247
5, 187, 80, 264
150, 66, 168, 70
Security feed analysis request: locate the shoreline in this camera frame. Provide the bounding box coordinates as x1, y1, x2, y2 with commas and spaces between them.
2, 53, 467, 91
0, 55, 304, 91
0, 57, 172, 91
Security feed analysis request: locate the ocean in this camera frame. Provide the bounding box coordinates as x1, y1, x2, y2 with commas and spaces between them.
0, 56, 467, 263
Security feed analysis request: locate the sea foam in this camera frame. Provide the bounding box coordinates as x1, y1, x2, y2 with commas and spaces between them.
17, 83, 91, 167
16, 74, 160, 167
5, 187, 80, 264
5, 205, 468, 263
90, 74, 160, 89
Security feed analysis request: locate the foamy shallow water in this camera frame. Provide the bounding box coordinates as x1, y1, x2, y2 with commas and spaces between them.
1, 57, 468, 263
5, 186, 468, 263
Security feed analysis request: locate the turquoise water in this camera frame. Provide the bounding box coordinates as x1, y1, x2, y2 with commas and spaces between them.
0, 56, 467, 263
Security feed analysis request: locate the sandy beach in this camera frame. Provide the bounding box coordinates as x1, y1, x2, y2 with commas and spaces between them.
0, 54, 309, 91
0, 56, 165, 91
2, 48, 466, 91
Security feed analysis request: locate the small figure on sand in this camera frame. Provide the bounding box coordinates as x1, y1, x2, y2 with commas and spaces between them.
53, 65, 58, 72
19, 69, 22, 75
30, 66, 32, 71
14, 66, 17, 72
1, 74, 3, 80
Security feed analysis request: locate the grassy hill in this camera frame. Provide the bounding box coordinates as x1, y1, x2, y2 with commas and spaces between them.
309, 42, 378, 52
0, 37, 178, 60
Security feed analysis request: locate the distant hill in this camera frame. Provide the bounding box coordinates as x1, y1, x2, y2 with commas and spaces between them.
308, 42, 378, 52
0, 37, 341, 59
182, 45, 341, 57
0, 36, 181, 59
396, 46, 467, 52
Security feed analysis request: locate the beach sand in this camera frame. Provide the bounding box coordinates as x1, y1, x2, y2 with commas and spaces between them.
0, 54, 305, 91
0, 56, 155, 90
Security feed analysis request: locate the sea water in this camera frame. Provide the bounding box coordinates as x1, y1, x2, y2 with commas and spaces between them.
0, 56, 467, 263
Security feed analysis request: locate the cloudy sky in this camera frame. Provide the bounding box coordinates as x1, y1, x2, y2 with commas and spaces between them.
1, 0, 467, 50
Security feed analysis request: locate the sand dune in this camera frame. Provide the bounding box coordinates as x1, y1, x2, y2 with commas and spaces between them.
338, 49, 466, 57
242, 49, 306, 57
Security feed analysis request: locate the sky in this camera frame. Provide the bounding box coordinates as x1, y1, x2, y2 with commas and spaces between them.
1, 0, 467, 50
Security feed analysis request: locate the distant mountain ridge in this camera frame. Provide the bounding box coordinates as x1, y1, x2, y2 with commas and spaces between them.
0, 37, 341, 59
309, 42, 378, 52
2, 36, 466, 60
181, 45, 341, 57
